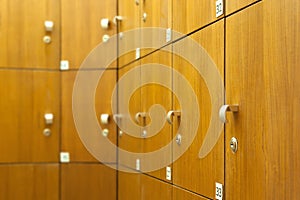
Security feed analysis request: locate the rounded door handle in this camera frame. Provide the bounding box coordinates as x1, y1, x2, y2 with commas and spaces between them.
219, 104, 239, 123
113, 16, 123, 25
135, 112, 147, 124
166, 110, 181, 125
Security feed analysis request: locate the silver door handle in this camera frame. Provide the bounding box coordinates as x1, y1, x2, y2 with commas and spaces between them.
219, 105, 239, 123
166, 110, 181, 125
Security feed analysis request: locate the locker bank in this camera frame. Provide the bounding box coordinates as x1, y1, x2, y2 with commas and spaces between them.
0, 0, 299, 199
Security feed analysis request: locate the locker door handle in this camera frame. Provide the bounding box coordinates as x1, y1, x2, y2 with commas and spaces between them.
100, 114, 110, 124
135, 112, 147, 124
166, 110, 181, 125
113, 16, 123, 25
219, 105, 239, 123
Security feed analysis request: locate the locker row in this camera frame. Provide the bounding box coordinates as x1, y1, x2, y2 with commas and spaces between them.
0, 0, 260, 69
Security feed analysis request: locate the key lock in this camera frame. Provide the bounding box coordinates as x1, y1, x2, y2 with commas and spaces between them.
100, 114, 110, 137
166, 110, 182, 145
43, 21, 54, 44
43, 113, 54, 137
219, 105, 239, 153
135, 112, 148, 138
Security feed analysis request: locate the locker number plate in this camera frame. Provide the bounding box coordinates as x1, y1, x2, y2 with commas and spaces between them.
215, 182, 223, 200
216, 0, 223, 17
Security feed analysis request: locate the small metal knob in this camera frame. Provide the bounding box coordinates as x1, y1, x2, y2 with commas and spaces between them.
43, 36, 52, 44
141, 129, 147, 138
230, 137, 238, 153
102, 129, 109, 137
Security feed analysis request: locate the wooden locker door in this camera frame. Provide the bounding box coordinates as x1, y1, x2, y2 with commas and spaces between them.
226, 0, 260, 15
173, 0, 222, 36
173, 186, 209, 200
140, 49, 172, 181
141, 0, 172, 56
225, 3, 265, 199
118, 0, 140, 68
0, 70, 60, 162
118, 61, 142, 170
172, 20, 224, 198
0, 164, 59, 200
61, 70, 117, 162
61, 164, 116, 200
0, 0, 60, 69
61, 0, 117, 69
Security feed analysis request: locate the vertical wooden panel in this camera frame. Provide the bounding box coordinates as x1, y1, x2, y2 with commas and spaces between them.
263, 0, 300, 199
118, 0, 140, 67
61, 164, 116, 200
0, 0, 60, 69
172, 20, 224, 198
0, 70, 59, 162
118, 61, 142, 169
61, 0, 117, 69
140, 49, 172, 180
61, 70, 117, 162
226, 3, 265, 199
0, 164, 59, 200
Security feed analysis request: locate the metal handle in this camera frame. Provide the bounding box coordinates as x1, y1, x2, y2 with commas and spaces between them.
135, 112, 147, 124
113, 16, 123, 25
100, 114, 110, 124
166, 110, 181, 125
219, 105, 239, 123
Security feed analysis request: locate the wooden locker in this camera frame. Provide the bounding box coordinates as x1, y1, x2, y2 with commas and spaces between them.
263, 0, 300, 198
61, 163, 116, 200
0, 164, 59, 200
172, 20, 224, 198
118, 61, 142, 170
118, 0, 141, 68
140, 174, 172, 200
61, 0, 117, 69
173, 186, 209, 200
61, 70, 117, 162
226, 0, 260, 15
0, 0, 60, 69
0, 70, 60, 162
173, 0, 222, 35
225, 3, 265, 199
118, 171, 141, 200
140, 49, 172, 181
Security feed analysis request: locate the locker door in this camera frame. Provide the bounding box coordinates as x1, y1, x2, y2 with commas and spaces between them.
118, 61, 142, 170
118, 0, 140, 67
140, 49, 172, 181
173, 0, 222, 35
141, 0, 172, 56
0, 0, 60, 69
61, 164, 116, 200
61, 70, 117, 162
0, 70, 60, 162
226, 0, 260, 15
173, 186, 209, 200
0, 164, 59, 200
61, 0, 117, 69
225, 3, 265, 199
172, 20, 224, 198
